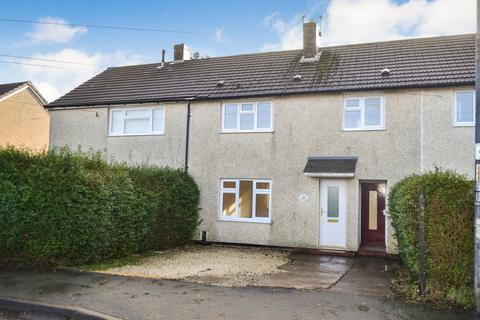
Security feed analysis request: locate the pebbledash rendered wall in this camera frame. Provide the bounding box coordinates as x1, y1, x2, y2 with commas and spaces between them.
49, 86, 474, 254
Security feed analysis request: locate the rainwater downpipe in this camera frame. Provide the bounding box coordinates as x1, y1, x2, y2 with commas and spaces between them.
420, 90, 425, 173
184, 98, 194, 173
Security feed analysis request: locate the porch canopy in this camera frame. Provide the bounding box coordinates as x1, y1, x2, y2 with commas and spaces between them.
303, 156, 358, 178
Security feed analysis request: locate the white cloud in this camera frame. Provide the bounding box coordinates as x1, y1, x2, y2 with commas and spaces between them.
214, 26, 228, 43
36, 82, 61, 102
16, 49, 103, 102
25, 17, 87, 45
261, 0, 476, 51
261, 13, 303, 51
4, 49, 151, 102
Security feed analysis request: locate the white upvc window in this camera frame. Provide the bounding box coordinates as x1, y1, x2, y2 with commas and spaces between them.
109, 106, 165, 136
453, 91, 475, 126
221, 102, 273, 132
219, 179, 272, 223
343, 97, 385, 131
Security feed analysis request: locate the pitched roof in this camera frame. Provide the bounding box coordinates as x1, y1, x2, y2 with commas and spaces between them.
0, 81, 48, 105
48, 34, 476, 109
0, 81, 29, 97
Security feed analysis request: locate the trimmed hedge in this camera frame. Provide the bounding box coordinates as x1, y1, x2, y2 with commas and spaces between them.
125, 165, 200, 249
0, 147, 200, 266
389, 170, 474, 306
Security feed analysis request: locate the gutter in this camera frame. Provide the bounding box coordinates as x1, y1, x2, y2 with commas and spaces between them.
46, 81, 475, 110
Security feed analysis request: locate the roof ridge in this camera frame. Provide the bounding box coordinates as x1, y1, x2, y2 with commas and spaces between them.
107, 33, 475, 70
318, 33, 475, 50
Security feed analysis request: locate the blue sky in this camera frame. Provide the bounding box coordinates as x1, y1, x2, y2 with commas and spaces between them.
0, 0, 475, 101
1, 0, 329, 58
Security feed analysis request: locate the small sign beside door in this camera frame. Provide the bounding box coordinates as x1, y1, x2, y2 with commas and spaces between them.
298, 194, 309, 204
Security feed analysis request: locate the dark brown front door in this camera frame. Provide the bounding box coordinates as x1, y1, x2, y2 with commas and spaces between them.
361, 183, 386, 245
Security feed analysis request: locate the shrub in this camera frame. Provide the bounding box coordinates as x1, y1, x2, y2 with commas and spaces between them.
0, 147, 200, 267
126, 165, 201, 249
389, 170, 474, 307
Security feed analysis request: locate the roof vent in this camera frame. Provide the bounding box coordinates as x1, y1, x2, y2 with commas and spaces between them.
381, 68, 390, 76
216, 80, 225, 87
293, 74, 302, 81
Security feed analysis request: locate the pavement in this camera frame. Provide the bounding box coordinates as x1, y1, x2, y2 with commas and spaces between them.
0, 255, 472, 320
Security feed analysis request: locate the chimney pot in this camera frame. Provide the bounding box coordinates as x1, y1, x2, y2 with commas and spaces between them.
303, 20, 318, 59
174, 43, 191, 62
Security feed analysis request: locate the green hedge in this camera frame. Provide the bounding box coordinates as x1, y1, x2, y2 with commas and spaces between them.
125, 165, 200, 249
0, 147, 200, 266
389, 170, 474, 306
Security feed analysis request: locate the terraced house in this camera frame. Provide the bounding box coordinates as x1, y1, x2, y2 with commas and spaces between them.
47, 21, 475, 255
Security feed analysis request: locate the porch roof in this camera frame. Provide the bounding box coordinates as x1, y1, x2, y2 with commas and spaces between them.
303, 156, 358, 178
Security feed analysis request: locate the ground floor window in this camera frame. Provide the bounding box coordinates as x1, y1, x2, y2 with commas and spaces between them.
220, 179, 271, 223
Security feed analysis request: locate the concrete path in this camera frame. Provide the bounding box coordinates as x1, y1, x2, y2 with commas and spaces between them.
257, 254, 396, 295
0, 267, 471, 320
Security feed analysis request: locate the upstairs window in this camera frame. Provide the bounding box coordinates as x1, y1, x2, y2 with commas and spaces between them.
343, 97, 384, 130
222, 102, 272, 132
220, 179, 272, 223
454, 91, 475, 126
109, 106, 165, 136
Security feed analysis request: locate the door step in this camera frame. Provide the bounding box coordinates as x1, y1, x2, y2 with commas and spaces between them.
357, 245, 396, 258
292, 247, 355, 257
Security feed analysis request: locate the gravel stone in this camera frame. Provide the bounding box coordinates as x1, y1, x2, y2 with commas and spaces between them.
99, 245, 290, 287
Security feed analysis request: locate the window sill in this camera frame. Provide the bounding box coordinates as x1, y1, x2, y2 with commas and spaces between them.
219, 130, 274, 134
342, 127, 385, 132
108, 133, 165, 137
452, 123, 474, 127
217, 217, 272, 224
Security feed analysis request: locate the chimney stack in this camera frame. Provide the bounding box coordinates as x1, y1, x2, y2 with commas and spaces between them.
303, 20, 319, 59
174, 43, 191, 62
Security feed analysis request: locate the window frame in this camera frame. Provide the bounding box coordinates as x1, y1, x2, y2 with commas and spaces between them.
453, 90, 475, 127
108, 106, 165, 136
219, 178, 272, 223
342, 97, 385, 131
221, 101, 273, 133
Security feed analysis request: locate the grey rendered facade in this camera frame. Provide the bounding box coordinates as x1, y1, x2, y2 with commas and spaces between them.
49, 86, 474, 254
48, 26, 476, 254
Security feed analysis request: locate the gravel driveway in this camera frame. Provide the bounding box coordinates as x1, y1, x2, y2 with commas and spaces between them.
98, 245, 290, 287
95, 244, 397, 292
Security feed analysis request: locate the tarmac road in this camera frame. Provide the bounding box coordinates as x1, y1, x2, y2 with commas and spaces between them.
0, 267, 472, 320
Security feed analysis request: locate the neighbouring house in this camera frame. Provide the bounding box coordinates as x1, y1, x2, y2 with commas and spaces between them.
47, 21, 475, 255
0, 81, 49, 151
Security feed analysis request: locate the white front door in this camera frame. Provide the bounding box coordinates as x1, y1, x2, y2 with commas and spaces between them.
319, 179, 347, 249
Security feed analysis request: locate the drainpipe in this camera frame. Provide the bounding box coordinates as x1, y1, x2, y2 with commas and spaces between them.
184, 98, 193, 173
474, 0, 480, 313
420, 90, 424, 173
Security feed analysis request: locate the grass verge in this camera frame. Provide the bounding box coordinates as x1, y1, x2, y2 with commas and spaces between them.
77, 252, 154, 271
391, 267, 474, 310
